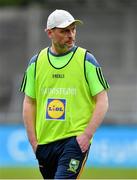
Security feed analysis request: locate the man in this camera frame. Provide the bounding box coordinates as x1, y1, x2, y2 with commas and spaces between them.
20, 9, 109, 179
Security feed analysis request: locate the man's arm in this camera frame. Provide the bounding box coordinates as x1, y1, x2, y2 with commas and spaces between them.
23, 95, 37, 153
76, 90, 109, 152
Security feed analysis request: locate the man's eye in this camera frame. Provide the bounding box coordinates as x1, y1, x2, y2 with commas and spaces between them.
60, 30, 65, 33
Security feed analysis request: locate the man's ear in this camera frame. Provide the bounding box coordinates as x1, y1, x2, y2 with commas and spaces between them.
46, 29, 52, 39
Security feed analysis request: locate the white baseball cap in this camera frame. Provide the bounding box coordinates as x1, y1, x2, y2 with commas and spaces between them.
46, 9, 83, 30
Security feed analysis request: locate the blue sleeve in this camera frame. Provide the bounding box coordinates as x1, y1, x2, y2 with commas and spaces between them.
86, 52, 100, 67
28, 54, 38, 66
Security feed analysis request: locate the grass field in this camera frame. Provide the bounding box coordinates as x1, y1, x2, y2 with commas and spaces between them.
0, 167, 137, 179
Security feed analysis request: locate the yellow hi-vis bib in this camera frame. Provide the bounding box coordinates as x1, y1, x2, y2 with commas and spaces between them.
35, 47, 95, 144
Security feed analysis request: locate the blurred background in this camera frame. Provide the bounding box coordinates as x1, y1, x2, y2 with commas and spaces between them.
0, 0, 137, 179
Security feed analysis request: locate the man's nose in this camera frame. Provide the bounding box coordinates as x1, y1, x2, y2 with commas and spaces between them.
67, 30, 73, 37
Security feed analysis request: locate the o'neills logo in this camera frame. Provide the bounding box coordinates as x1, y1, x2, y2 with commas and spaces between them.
46, 99, 66, 120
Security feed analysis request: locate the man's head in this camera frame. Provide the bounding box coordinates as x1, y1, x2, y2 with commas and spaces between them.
46, 9, 83, 53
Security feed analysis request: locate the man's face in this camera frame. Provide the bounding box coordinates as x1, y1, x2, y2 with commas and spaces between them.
47, 23, 76, 49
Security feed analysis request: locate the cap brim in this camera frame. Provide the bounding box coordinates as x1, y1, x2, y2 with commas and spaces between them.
56, 19, 83, 28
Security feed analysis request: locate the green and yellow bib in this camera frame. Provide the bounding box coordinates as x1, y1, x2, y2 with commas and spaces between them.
35, 47, 95, 144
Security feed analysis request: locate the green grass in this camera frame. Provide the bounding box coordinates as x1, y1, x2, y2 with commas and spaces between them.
81, 167, 137, 179
0, 167, 137, 179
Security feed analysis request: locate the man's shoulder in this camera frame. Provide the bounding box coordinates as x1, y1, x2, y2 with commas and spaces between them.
28, 48, 48, 66
85, 51, 100, 67
76, 46, 100, 67
28, 54, 38, 66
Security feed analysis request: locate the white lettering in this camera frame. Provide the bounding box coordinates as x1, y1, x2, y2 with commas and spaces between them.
41, 87, 77, 96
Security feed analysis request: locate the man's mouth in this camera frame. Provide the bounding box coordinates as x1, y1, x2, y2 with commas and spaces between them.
66, 40, 73, 44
